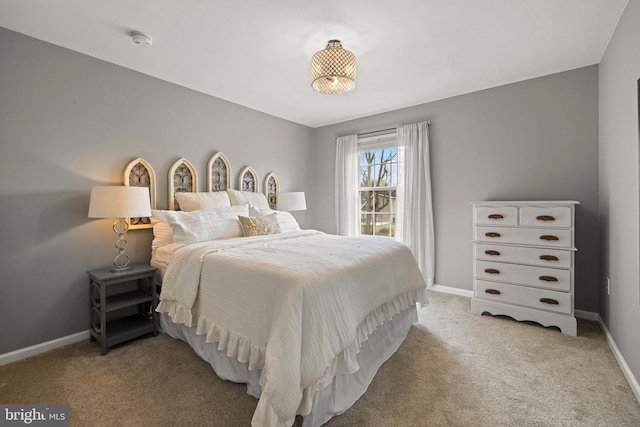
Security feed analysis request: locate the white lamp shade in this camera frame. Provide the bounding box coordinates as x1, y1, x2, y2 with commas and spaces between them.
88, 186, 152, 218
278, 192, 307, 211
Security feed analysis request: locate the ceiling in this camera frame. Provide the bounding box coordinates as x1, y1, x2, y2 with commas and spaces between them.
0, 0, 629, 128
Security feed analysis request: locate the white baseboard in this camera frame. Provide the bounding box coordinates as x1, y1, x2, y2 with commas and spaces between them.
597, 315, 640, 404
575, 309, 599, 321
0, 330, 90, 367
427, 284, 473, 298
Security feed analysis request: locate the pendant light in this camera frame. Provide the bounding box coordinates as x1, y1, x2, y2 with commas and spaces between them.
311, 40, 356, 94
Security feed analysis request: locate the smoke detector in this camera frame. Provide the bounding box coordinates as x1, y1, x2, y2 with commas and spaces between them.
131, 31, 152, 47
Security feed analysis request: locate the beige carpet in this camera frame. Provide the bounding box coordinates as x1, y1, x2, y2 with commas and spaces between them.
2, 291, 640, 426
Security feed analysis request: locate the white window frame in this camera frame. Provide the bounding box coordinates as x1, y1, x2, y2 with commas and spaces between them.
358, 134, 399, 238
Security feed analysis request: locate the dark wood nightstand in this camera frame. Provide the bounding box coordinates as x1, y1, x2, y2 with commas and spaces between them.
87, 264, 157, 355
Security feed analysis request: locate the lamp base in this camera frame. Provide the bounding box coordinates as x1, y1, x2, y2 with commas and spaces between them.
110, 265, 133, 273
111, 218, 132, 273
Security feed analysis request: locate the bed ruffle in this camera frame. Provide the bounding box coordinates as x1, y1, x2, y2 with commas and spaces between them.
196, 314, 266, 371
298, 288, 426, 413
156, 300, 193, 327
159, 287, 425, 427
157, 298, 267, 371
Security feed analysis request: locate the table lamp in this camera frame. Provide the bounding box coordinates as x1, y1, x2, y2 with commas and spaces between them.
88, 186, 151, 272
277, 192, 307, 212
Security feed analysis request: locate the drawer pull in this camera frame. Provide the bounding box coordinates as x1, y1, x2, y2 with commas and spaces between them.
484, 268, 500, 275
485, 289, 501, 295
540, 298, 559, 305
540, 255, 559, 261
485, 250, 501, 256
536, 215, 556, 222
488, 214, 504, 219
540, 235, 559, 241
539, 275, 558, 282
485, 232, 501, 238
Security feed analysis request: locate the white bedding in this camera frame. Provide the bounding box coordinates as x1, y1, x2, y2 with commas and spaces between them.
150, 244, 172, 280
156, 230, 426, 427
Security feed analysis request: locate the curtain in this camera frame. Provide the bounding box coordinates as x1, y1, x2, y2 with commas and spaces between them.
335, 134, 360, 236
397, 121, 435, 286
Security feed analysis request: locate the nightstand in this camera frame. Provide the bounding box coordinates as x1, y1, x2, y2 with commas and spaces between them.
87, 264, 157, 355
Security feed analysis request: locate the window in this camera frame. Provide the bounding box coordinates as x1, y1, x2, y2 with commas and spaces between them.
358, 140, 398, 237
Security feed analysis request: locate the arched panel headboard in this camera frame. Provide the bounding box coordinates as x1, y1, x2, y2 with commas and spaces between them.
168, 158, 198, 210
264, 172, 280, 210
238, 166, 258, 192
123, 158, 156, 229
207, 152, 231, 192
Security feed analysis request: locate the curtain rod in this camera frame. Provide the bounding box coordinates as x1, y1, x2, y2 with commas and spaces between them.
357, 121, 432, 138
357, 127, 397, 137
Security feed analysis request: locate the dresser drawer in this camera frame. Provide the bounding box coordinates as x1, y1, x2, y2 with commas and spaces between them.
520, 206, 572, 228
475, 206, 518, 226
476, 260, 571, 291
475, 280, 572, 314
475, 243, 571, 269
475, 226, 573, 248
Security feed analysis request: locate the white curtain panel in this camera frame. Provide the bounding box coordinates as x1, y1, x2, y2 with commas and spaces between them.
397, 121, 435, 286
335, 134, 360, 236
335, 126, 434, 286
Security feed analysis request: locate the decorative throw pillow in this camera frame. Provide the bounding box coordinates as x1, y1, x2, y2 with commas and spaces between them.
238, 213, 281, 237
175, 191, 231, 211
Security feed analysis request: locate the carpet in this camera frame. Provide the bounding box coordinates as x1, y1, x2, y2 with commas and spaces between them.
1, 291, 639, 426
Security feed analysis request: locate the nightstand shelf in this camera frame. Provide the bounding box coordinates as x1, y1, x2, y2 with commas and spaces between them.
103, 315, 156, 348
105, 291, 155, 312
88, 264, 157, 355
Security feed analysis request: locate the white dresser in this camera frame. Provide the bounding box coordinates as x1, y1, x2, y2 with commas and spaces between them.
470, 201, 579, 336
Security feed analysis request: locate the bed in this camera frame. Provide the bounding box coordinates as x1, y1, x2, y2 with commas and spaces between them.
149, 184, 426, 427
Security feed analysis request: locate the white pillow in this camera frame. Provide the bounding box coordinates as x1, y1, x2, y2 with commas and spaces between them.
248, 204, 269, 217
249, 205, 301, 233
150, 211, 174, 250
273, 211, 301, 232
175, 191, 231, 212
161, 204, 249, 250
227, 189, 271, 211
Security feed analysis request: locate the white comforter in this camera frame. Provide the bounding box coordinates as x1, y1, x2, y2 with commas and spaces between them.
156, 230, 426, 427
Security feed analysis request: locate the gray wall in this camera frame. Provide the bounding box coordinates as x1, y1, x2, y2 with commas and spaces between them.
311, 66, 600, 313
0, 28, 315, 354
599, 0, 640, 390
